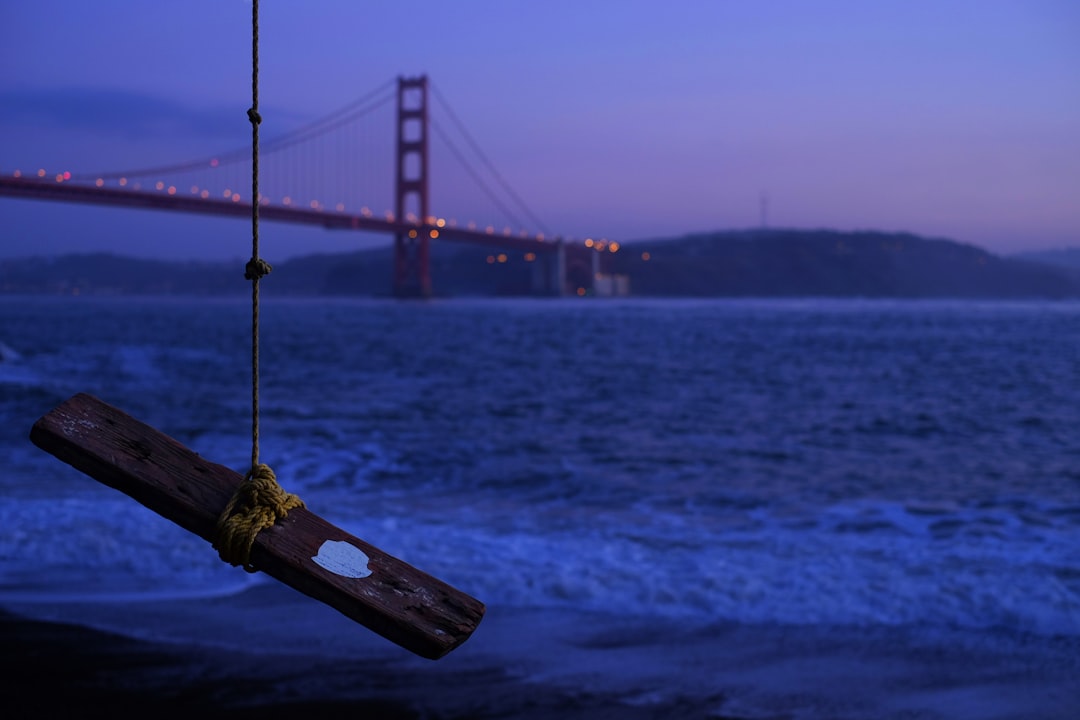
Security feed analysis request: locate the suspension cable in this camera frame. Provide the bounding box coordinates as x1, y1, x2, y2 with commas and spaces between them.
430, 82, 552, 236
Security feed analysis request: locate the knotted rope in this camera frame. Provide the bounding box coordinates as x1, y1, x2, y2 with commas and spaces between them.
215, 464, 303, 572
214, 0, 304, 572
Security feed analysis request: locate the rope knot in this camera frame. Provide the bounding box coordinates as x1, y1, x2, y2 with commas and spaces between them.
245, 257, 273, 280
247, 107, 262, 125
213, 463, 304, 572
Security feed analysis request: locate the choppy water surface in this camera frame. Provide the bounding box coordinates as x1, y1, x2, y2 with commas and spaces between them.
2, 296, 1078, 640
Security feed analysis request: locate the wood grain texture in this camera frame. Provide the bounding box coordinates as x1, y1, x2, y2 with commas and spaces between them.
29, 393, 485, 659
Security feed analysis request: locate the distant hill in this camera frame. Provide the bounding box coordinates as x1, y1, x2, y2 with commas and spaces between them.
0, 253, 240, 296
611, 230, 1080, 299
0, 244, 534, 298
2, 229, 1078, 299
1010, 247, 1080, 270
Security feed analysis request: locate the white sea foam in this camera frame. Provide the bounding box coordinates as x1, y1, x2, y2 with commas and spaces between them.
4, 450, 1077, 637
0, 496, 259, 602
324, 496, 1080, 638
0, 344, 39, 387
0, 341, 22, 362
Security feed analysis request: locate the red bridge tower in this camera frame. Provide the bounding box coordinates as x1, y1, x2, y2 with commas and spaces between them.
393, 75, 431, 297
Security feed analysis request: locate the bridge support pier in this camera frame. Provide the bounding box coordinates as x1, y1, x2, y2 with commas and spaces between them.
530, 240, 566, 296
394, 75, 432, 298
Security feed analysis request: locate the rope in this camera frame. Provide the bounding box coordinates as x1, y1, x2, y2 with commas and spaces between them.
248, 0, 265, 473
215, 464, 304, 572
213, 0, 304, 572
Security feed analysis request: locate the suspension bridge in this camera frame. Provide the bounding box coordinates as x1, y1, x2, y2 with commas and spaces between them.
0, 76, 622, 297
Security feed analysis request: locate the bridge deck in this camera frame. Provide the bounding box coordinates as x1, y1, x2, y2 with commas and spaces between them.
0, 176, 561, 254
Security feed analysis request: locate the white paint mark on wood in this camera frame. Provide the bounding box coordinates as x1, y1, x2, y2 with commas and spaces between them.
312, 540, 372, 579
61, 417, 97, 437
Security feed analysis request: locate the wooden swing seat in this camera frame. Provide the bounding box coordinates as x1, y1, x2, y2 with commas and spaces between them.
30, 393, 485, 660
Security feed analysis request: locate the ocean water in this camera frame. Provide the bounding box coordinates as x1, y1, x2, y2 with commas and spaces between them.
1, 295, 1079, 716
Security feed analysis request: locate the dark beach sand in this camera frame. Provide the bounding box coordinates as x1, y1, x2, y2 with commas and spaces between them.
4, 585, 1079, 720
1, 609, 700, 720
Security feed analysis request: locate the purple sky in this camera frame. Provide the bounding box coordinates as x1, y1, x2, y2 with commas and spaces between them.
1, 0, 1078, 261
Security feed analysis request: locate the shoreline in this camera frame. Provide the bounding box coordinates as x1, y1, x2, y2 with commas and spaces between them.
4, 586, 1079, 720
1, 607, 693, 720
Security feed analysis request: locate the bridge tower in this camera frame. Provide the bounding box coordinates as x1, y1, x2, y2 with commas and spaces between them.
393, 75, 431, 297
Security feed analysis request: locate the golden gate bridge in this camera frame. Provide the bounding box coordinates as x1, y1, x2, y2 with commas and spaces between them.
0, 76, 622, 297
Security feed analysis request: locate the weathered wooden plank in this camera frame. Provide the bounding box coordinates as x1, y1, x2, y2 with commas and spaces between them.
29, 393, 485, 660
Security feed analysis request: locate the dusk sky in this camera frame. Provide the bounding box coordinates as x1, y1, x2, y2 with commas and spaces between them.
1, 0, 1078, 261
